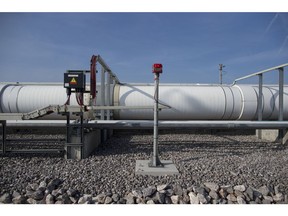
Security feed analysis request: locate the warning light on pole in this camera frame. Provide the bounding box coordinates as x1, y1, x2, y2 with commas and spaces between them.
152, 63, 163, 73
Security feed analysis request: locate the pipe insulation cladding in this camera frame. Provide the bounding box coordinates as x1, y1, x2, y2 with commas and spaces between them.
0, 83, 287, 120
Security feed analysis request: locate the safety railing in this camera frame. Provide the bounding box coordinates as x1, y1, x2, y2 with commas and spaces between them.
232, 63, 288, 122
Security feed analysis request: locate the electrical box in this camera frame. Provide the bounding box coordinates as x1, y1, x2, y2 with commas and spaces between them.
64, 72, 86, 89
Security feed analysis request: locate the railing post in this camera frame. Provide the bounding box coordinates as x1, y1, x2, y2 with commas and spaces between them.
106, 73, 111, 120
101, 66, 106, 120
278, 67, 284, 143
258, 74, 263, 121
279, 67, 284, 121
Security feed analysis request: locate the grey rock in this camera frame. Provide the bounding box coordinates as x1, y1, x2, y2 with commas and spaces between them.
209, 190, 219, 200
51, 190, 59, 197
47, 178, 62, 192
39, 180, 47, 189
136, 197, 145, 204
218, 188, 228, 199
26, 198, 37, 204
12, 191, 21, 198
118, 198, 126, 204
28, 183, 39, 191
236, 196, 246, 204
221, 185, 233, 194
12, 195, 27, 204
153, 192, 165, 204
157, 184, 169, 192
171, 195, 179, 204
104, 196, 113, 204
49, 178, 62, 187
234, 190, 245, 198
227, 194, 237, 202
258, 185, 270, 196
189, 192, 199, 204
55, 200, 64, 204
25, 189, 34, 198
142, 186, 156, 198
95, 194, 106, 204
57, 194, 72, 204
173, 185, 183, 196
78, 194, 92, 204
197, 193, 208, 204
275, 184, 284, 195
204, 182, 220, 192
263, 196, 273, 203
31, 190, 44, 200
125, 193, 135, 204
45, 194, 55, 204
69, 197, 78, 204
193, 186, 208, 196
245, 187, 255, 200
112, 193, 120, 202
0, 193, 12, 203
132, 189, 143, 198
220, 199, 228, 204
234, 185, 246, 192
182, 194, 190, 204
273, 193, 284, 202
165, 196, 172, 204
262, 199, 272, 204
67, 189, 78, 197
165, 188, 174, 197
228, 200, 235, 204
146, 200, 155, 204
255, 197, 262, 204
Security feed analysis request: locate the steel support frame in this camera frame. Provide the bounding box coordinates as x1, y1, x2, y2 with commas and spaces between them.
1, 120, 6, 154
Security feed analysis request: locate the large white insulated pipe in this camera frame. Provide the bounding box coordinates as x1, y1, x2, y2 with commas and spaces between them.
0, 83, 287, 120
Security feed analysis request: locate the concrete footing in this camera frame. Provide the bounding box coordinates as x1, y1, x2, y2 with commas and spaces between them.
135, 160, 179, 176
256, 129, 288, 144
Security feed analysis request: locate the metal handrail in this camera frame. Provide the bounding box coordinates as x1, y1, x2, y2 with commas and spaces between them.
97, 55, 120, 84
232, 63, 288, 85
231, 63, 288, 138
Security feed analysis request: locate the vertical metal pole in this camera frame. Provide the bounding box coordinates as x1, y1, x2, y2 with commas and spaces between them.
149, 73, 163, 167
106, 73, 111, 120
258, 74, 263, 121
65, 113, 70, 159
101, 66, 105, 120
2, 121, 6, 154
219, 64, 223, 85
279, 67, 284, 121
80, 111, 84, 159
278, 67, 284, 142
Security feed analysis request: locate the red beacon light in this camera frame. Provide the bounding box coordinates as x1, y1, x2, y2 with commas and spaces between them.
153, 63, 163, 73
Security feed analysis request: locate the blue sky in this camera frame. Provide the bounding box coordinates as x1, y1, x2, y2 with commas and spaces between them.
0, 12, 288, 84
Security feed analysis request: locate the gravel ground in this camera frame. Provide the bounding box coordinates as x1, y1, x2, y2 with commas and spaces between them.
1, 129, 288, 203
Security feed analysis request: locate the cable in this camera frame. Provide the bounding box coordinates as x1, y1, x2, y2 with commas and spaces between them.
153, 76, 172, 109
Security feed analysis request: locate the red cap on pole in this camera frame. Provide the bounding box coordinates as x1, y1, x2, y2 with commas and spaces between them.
152, 63, 163, 73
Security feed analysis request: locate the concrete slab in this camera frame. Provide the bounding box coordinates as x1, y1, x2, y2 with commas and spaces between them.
135, 160, 179, 176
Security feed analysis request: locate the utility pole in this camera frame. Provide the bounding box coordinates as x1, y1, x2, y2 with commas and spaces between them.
219, 64, 225, 85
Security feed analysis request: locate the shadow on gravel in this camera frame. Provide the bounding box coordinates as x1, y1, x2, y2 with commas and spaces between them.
93, 132, 288, 159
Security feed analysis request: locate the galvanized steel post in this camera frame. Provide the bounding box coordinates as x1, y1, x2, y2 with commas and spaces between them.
149, 66, 163, 167
258, 74, 263, 121
278, 67, 284, 142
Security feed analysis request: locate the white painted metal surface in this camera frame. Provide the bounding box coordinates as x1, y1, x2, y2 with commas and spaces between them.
1, 83, 288, 120
116, 84, 288, 120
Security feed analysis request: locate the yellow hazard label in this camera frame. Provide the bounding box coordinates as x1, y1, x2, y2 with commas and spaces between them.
70, 77, 77, 84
